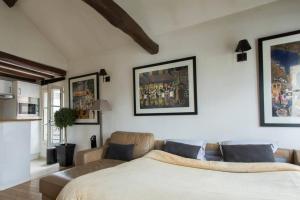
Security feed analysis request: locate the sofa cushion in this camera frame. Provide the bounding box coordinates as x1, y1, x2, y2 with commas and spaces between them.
40, 159, 125, 200
221, 144, 275, 162
105, 143, 134, 161
163, 141, 201, 159
110, 131, 154, 159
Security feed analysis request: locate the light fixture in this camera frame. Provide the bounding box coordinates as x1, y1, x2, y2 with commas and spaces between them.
235, 39, 252, 62
99, 69, 110, 82
90, 99, 112, 146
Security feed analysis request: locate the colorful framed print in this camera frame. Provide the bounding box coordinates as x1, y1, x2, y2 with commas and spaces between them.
259, 30, 300, 127
133, 56, 197, 116
69, 73, 99, 124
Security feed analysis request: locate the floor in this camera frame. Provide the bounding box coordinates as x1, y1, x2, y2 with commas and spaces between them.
0, 159, 60, 200
30, 158, 59, 180
0, 179, 41, 200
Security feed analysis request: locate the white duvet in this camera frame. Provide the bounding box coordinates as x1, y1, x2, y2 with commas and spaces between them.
57, 150, 300, 200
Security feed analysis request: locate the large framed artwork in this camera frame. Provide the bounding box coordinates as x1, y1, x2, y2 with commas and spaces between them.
133, 56, 197, 116
259, 30, 300, 127
69, 73, 99, 124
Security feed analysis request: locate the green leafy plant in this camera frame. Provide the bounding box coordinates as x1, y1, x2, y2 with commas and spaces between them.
54, 108, 77, 145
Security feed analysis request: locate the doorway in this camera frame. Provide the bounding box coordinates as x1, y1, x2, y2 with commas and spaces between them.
43, 86, 64, 148
30, 85, 63, 179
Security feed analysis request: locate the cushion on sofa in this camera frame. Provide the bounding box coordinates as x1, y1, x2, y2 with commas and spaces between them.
165, 139, 206, 160
110, 131, 154, 159
164, 141, 201, 159
221, 144, 275, 162
105, 143, 134, 161
220, 140, 278, 153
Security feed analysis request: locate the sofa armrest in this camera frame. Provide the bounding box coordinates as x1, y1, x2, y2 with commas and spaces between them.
75, 148, 104, 166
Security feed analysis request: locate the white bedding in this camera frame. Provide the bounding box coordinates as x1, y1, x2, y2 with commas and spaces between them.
57, 150, 300, 200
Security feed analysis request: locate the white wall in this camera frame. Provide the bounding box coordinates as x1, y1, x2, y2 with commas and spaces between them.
67, 0, 300, 150
0, 1, 68, 70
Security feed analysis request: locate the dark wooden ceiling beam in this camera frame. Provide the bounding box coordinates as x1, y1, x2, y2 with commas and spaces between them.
83, 0, 159, 54
3, 0, 18, 7
0, 51, 66, 77
41, 77, 66, 86
0, 62, 54, 79
0, 67, 44, 81
0, 72, 36, 83
0, 72, 37, 83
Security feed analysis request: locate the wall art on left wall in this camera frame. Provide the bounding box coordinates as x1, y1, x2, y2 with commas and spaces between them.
69, 73, 99, 124
133, 56, 197, 116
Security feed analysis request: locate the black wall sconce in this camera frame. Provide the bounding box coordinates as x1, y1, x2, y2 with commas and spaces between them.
99, 69, 110, 82
235, 39, 252, 62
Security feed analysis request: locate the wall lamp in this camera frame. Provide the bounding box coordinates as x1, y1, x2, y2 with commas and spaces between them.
235, 39, 252, 62
99, 69, 110, 82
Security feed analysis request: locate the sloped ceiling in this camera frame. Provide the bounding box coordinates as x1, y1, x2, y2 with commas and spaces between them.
18, 0, 277, 61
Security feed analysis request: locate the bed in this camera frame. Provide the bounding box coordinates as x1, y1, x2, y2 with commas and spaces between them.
57, 150, 300, 200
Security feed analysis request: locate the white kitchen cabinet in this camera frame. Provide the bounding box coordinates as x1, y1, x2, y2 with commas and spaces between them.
0, 80, 12, 94
0, 81, 41, 119
16, 81, 40, 98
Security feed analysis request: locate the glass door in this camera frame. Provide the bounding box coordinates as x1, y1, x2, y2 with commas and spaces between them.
42, 86, 64, 147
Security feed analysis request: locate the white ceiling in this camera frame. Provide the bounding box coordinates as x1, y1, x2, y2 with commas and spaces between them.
17, 0, 277, 61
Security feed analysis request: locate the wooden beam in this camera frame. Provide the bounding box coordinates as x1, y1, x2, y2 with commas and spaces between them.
0, 62, 54, 79
0, 73, 36, 83
41, 77, 66, 85
0, 67, 44, 81
83, 0, 159, 54
0, 51, 66, 77
3, 0, 18, 7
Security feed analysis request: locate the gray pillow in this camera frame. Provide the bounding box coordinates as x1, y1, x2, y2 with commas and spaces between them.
221, 144, 275, 162
164, 141, 201, 159
105, 143, 134, 161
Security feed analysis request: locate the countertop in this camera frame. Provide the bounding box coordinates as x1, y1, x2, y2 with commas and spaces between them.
0, 118, 42, 122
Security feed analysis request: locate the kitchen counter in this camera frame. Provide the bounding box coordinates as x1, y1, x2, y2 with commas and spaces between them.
0, 121, 31, 190
0, 118, 42, 122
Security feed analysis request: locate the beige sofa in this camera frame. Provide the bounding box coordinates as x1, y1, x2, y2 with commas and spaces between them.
40, 131, 300, 200
40, 131, 155, 200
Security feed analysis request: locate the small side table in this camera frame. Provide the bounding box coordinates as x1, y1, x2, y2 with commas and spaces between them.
47, 147, 57, 165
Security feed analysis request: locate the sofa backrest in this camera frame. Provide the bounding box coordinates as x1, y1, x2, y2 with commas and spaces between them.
106, 131, 155, 159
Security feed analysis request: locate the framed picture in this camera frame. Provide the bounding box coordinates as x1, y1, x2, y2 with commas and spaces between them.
69, 73, 99, 124
133, 56, 197, 116
259, 30, 300, 127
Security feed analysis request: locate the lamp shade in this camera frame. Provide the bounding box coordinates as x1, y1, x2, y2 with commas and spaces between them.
90, 99, 112, 111
235, 39, 252, 52
99, 69, 108, 76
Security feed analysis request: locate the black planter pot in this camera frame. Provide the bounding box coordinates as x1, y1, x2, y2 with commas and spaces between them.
56, 144, 76, 167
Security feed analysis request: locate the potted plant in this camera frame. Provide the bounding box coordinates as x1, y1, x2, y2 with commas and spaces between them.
54, 108, 77, 166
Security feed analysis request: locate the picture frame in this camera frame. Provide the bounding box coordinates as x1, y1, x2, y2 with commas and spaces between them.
258, 30, 300, 127
69, 72, 99, 125
133, 56, 197, 116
